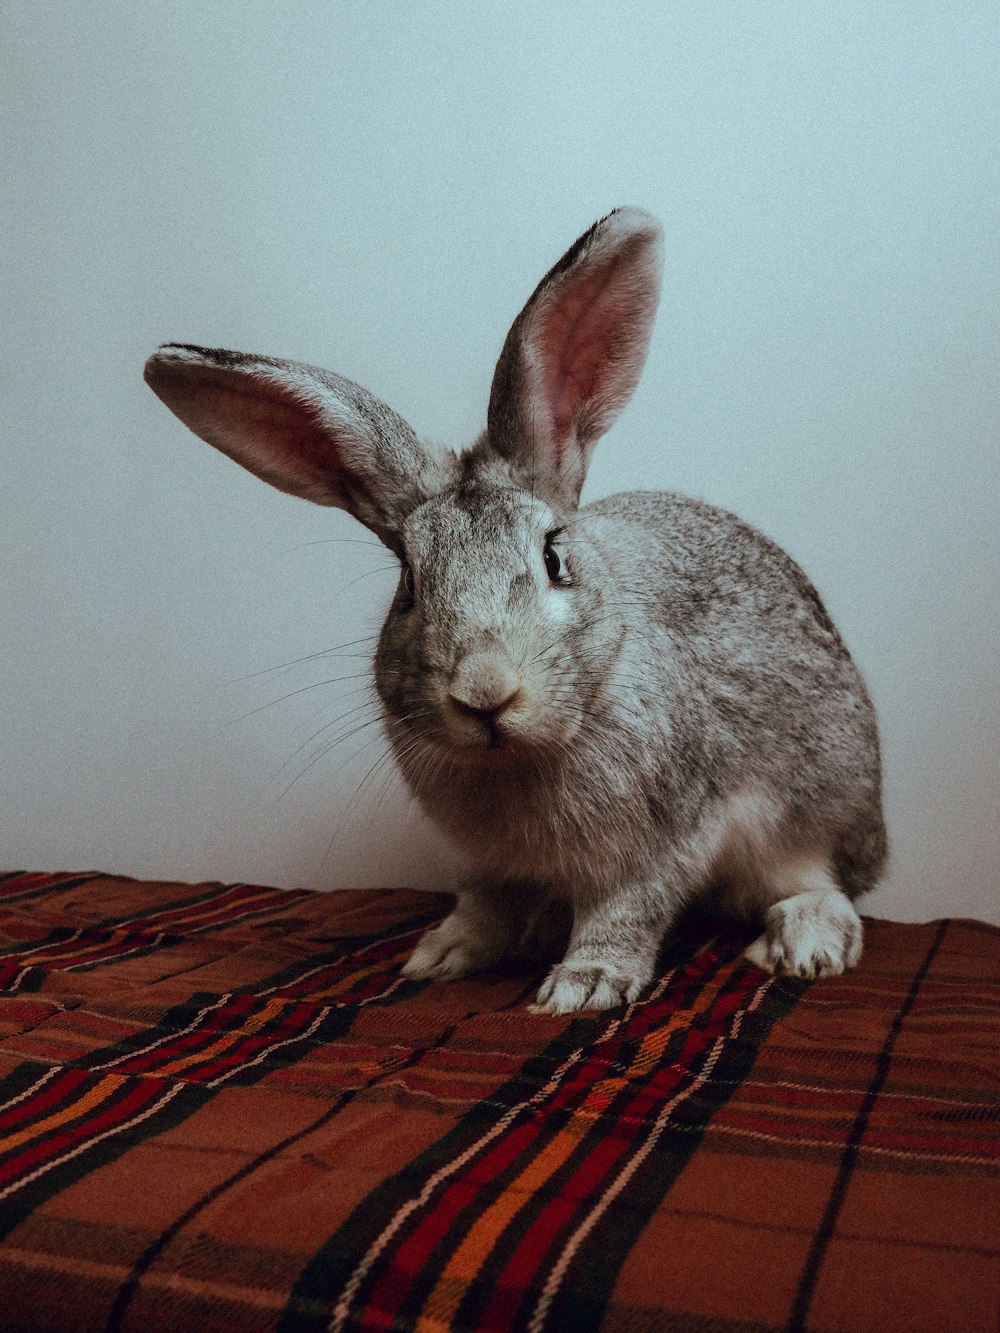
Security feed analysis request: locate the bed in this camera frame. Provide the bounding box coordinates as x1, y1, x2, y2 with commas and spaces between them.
0, 870, 996, 1331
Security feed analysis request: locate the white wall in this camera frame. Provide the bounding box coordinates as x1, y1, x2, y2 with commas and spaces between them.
3, 2, 998, 924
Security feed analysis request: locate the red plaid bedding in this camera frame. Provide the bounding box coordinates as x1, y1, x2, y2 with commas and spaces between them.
0, 871, 997, 1332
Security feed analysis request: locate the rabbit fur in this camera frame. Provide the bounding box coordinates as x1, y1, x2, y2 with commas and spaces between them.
144, 207, 887, 1014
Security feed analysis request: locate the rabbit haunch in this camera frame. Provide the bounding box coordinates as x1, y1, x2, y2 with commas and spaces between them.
145, 206, 887, 1014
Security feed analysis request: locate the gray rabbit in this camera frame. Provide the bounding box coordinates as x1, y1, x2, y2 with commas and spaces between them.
145, 208, 887, 1013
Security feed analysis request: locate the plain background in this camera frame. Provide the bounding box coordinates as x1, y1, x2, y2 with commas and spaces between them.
3, 2, 998, 924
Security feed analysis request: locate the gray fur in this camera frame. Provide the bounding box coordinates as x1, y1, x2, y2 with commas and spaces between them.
145, 207, 887, 1013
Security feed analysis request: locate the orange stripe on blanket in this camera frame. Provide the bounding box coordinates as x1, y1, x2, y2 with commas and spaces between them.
120, 886, 288, 935
153, 997, 290, 1077
413, 963, 735, 1332
301, 952, 411, 1001
0, 1074, 126, 1155
18, 889, 295, 971
18, 928, 132, 967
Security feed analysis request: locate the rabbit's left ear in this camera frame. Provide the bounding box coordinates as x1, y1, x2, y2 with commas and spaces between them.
486, 208, 663, 510
144, 345, 445, 551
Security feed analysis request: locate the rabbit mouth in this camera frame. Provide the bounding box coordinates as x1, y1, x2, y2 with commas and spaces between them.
385, 694, 580, 769
438, 723, 523, 761
412, 709, 578, 768
391, 713, 534, 767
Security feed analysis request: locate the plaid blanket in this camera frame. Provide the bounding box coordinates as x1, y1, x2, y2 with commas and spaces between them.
0, 872, 996, 1332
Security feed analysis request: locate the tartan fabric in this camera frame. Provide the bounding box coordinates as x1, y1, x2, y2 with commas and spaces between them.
0, 872, 995, 1332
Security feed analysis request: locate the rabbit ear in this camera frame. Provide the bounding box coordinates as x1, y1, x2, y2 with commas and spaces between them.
144, 345, 442, 550
486, 208, 663, 509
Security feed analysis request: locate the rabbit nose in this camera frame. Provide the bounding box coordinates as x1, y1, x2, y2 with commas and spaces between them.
447, 655, 522, 723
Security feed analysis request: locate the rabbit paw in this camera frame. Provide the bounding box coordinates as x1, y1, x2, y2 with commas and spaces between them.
745, 889, 863, 979
402, 911, 504, 982
531, 960, 646, 1014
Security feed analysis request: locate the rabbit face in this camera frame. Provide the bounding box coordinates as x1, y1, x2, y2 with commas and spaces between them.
374, 477, 619, 762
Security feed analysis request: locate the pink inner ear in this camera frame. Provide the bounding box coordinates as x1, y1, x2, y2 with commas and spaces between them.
210, 375, 346, 480
169, 365, 361, 506
534, 254, 629, 467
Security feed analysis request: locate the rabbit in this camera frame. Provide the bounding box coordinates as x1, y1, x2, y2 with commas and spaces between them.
144, 207, 887, 1014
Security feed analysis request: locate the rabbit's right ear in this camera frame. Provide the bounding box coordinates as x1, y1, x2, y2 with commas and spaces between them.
486, 208, 663, 510
144, 345, 443, 551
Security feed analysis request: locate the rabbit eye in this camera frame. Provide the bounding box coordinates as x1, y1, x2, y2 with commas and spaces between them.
400, 561, 415, 602
543, 530, 567, 584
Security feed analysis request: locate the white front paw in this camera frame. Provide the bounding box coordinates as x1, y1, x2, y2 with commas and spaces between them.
531, 959, 647, 1014
402, 912, 499, 982
747, 889, 863, 979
